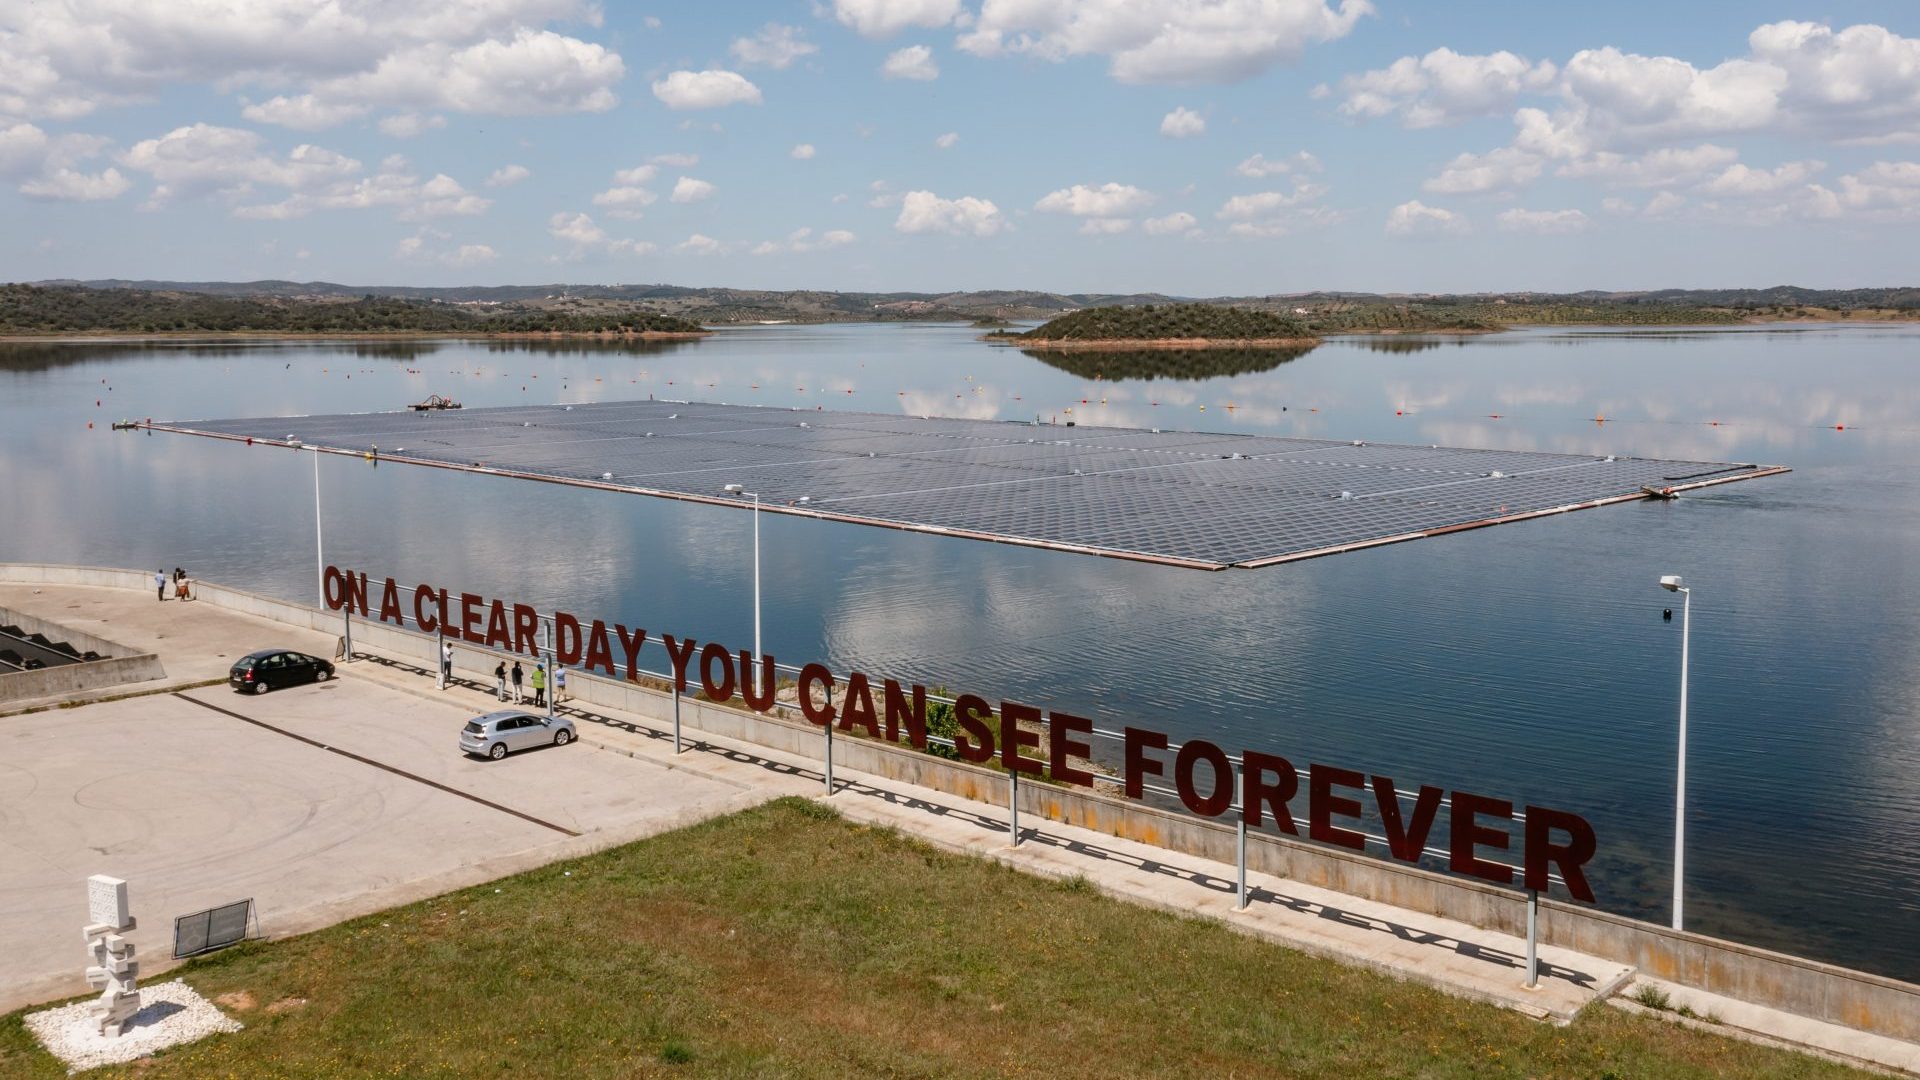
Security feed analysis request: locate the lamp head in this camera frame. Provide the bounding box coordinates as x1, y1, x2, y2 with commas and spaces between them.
722, 483, 744, 494
1659, 574, 1685, 593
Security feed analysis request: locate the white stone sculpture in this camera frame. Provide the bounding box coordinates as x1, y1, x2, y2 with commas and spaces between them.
83, 875, 140, 1037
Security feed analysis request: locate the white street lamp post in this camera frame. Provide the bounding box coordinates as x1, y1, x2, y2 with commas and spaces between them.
313, 448, 324, 608
1660, 573, 1691, 931
723, 484, 761, 660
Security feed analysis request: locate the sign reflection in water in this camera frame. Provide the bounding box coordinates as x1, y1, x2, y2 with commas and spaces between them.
2, 323, 1917, 980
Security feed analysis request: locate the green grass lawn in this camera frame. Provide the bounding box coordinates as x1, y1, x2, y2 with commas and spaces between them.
0, 798, 1865, 1078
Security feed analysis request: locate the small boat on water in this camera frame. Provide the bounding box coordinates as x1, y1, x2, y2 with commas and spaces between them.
410, 394, 462, 411
110, 421, 141, 431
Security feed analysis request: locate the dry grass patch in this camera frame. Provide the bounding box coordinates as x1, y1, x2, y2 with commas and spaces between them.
0, 798, 1872, 1078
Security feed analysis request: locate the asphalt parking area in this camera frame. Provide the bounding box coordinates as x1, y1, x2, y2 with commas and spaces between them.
0, 675, 751, 1012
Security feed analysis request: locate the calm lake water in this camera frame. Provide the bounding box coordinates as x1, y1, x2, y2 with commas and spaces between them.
3, 324, 1917, 979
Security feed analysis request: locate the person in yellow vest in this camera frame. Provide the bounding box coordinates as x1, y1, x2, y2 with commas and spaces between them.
530, 662, 547, 708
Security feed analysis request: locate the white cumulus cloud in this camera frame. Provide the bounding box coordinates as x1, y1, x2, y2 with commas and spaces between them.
1495, 207, 1590, 233
791, 143, 816, 159
1235, 151, 1321, 177
591, 184, 656, 219
377, 112, 446, 138
671, 176, 715, 203
241, 95, 368, 131
1142, 211, 1198, 235
882, 45, 940, 80
396, 229, 498, 266
832, 0, 963, 38
0, 1, 625, 125
1160, 106, 1206, 137
1698, 159, 1825, 196
753, 226, 858, 254
548, 210, 653, 257
1422, 146, 1545, 194
0, 122, 127, 201
486, 164, 530, 187
1035, 182, 1155, 216
730, 24, 817, 69
894, 190, 1005, 235
1385, 199, 1467, 235
20, 166, 131, 201
935, 132, 959, 149
1557, 144, 1739, 187
651, 70, 763, 110
957, 0, 1372, 84
1335, 48, 1558, 127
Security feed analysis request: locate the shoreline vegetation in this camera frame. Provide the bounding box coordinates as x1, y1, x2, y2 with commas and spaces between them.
0, 284, 709, 338
4, 281, 1920, 343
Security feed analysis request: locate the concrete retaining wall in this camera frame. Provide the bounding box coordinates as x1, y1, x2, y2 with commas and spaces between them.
0, 654, 168, 703
0, 600, 166, 703
0, 604, 136, 660
3, 562, 1917, 1041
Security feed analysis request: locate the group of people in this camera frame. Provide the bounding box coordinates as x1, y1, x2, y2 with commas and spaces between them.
437, 641, 571, 707
442, 651, 568, 707
154, 567, 191, 601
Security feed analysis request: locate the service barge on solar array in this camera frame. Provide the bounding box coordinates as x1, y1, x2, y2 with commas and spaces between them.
142, 400, 1788, 570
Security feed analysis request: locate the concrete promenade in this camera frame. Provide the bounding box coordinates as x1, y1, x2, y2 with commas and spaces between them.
1, 576, 1915, 1076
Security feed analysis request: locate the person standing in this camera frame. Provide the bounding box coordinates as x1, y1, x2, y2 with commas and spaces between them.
510, 660, 524, 704
554, 665, 568, 705
155, 569, 167, 601
440, 641, 454, 685
494, 660, 508, 701
530, 662, 546, 708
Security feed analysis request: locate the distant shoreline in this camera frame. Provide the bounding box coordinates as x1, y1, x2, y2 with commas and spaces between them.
0, 329, 712, 343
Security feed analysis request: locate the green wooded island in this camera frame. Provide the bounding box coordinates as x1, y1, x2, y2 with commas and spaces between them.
989, 302, 1396, 349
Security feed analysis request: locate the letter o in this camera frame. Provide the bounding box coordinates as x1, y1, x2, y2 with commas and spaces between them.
322, 566, 347, 611
699, 642, 736, 703
1175, 739, 1234, 818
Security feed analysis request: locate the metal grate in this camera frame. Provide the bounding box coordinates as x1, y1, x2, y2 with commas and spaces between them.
147, 399, 1789, 570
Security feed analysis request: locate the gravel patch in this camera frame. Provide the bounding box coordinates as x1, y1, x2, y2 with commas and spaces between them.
24, 980, 242, 1072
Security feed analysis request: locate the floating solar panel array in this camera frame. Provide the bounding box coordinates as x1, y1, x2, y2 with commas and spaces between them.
147, 400, 1788, 570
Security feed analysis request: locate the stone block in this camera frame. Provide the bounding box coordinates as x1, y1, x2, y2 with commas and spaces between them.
88, 876, 131, 931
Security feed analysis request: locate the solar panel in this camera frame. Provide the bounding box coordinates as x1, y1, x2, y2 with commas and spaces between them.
145, 399, 1789, 570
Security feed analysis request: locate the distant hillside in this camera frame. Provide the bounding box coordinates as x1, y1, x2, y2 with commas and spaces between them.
1012, 303, 1314, 344
23, 279, 1920, 330
45, 279, 1180, 323
0, 284, 707, 336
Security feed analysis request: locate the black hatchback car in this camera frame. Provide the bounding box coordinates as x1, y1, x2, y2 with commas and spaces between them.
230, 649, 335, 694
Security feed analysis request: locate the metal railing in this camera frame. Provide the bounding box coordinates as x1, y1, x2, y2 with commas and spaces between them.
340, 610, 1562, 988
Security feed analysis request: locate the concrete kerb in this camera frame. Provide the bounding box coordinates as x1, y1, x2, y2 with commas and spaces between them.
6, 564, 1920, 1052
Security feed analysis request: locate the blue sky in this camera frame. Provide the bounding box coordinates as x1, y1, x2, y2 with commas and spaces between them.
3, 1, 1919, 293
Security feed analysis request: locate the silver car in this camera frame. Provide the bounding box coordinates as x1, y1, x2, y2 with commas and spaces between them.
460, 710, 575, 760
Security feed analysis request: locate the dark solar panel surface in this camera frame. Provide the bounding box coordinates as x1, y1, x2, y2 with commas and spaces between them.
154, 399, 1785, 570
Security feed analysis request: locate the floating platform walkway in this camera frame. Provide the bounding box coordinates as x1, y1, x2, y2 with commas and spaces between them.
143, 400, 1788, 570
